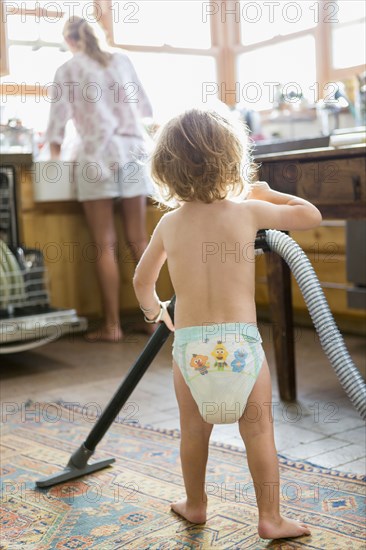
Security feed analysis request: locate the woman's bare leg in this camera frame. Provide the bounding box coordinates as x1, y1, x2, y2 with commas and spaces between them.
239, 359, 311, 539
119, 196, 149, 263
82, 199, 123, 342
172, 360, 213, 523
119, 195, 157, 334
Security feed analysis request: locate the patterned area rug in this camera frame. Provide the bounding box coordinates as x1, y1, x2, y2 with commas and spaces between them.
1, 402, 365, 549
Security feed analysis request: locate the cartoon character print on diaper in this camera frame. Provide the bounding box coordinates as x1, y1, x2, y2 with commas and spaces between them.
211, 341, 229, 371
190, 354, 210, 375
230, 347, 248, 373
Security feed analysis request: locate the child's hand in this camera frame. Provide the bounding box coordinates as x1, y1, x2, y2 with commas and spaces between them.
161, 300, 175, 331
247, 181, 271, 200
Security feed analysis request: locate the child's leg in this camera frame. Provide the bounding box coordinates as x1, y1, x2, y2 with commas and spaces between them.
239, 359, 311, 539
171, 359, 213, 523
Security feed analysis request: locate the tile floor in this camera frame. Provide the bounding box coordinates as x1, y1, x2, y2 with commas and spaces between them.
1, 320, 365, 475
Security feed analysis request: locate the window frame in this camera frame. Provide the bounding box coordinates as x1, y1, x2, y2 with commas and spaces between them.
328, 3, 366, 76
229, 0, 365, 109
0, 2, 9, 76
1, 3, 71, 96
1, 0, 365, 111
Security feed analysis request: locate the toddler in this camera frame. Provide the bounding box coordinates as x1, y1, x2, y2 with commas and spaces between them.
133, 109, 321, 539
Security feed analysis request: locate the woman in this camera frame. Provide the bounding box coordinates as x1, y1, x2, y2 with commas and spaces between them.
46, 16, 154, 341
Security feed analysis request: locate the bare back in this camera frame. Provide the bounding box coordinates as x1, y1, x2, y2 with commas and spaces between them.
160, 199, 259, 328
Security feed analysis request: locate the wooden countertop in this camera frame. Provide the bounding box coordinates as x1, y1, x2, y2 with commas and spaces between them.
0, 153, 33, 165
1, 144, 364, 168
254, 143, 366, 163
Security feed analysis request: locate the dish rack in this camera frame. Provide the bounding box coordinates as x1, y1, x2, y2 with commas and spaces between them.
0, 165, 87, 353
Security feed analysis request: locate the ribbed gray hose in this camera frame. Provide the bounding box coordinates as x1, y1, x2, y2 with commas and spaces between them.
265, 229, 366, 421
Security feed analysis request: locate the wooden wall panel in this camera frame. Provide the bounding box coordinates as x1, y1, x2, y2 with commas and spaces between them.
255, 227, 365, 322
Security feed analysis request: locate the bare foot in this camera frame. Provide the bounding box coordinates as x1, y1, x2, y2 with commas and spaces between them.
84, 325, 124, 343
170, 498, 207, 524
258, 516, 311, 539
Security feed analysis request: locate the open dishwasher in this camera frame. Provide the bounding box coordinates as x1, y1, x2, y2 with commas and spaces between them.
0, 165, 87, 353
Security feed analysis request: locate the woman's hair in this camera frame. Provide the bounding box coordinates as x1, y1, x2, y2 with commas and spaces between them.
151, 109, 254, 205
63, 16, 111, 67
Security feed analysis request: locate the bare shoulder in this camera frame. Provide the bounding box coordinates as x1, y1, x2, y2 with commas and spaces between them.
154, 208, 181, 234
238, 199, 271, 214
231, 199, 268, 230
231, 199, 258, 217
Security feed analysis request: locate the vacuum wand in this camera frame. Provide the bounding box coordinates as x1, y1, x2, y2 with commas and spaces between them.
36, 299, 176, 488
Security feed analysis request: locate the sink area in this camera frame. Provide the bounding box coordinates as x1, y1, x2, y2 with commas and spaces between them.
33, 161, 77, 202
253, 135, 330, 156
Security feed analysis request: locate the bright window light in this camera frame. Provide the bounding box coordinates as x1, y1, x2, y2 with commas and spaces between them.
1, 45, 71, 84
240, 0, 317, 45
336, 0, 366, 24
128, 52, 217, 123
7, 14, 66, 42
332, 23, 366, 68
19, 1, 86, 17
113, 1, 211, 49
237, 35, 316, 110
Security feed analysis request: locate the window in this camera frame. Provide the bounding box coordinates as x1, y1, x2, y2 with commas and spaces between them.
3, 45, 71, 84
0, 1, 111, 132
112, 1, 211, 49
237, 1, 320, 110
237, 35, 316, 110
235, 0, 365, 111
1, 0, 365, 133
240, 1, 317, 45
109, 0, 218, 121
1, 2, 81, 87
331, 1, 366, 69
129, 52, 216, 122
1, 1, 106, 86
7, 12, 67, 41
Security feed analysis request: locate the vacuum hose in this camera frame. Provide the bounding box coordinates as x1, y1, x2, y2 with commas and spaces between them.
265, 230, 366, 421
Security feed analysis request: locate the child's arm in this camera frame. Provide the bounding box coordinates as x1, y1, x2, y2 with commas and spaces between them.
133, 217, 174, 331
247, 181, 322, 231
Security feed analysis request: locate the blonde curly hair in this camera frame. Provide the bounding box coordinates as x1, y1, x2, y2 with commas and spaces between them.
151, 109, 254, 205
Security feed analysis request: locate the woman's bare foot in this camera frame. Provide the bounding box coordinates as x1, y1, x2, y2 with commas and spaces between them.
258, 516, 311, 539
85, 324, 124, 343
170, 498, 207, 524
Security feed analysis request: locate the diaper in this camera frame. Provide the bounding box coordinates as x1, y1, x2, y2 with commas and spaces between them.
173, 323, 265, 424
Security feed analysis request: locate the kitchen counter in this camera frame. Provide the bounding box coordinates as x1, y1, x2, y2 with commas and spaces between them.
254, 142, 365, 162
0, 154, 173, 317
256, 143, 366, 219
1, 153, 33, 165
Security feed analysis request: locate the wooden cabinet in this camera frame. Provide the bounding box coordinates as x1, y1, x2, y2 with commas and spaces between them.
20, 205, 173, 316
255, 144, 366, 333
258, 145, 366, 218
